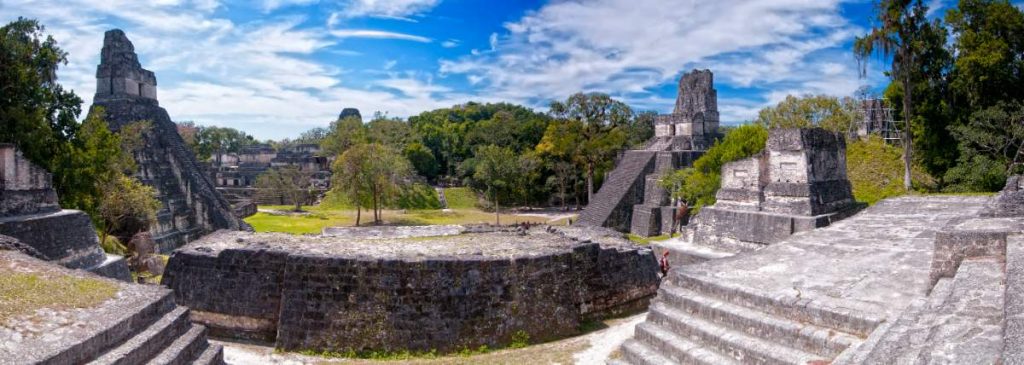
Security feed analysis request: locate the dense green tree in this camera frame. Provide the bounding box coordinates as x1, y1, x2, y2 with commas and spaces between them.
52, 110, 137, 219
97, 175, 160, 246
549, 93, 632, 202
255, 167, 312, 212
294, 126, 329, 145
180, 124, 258, 161
0, 18, 82, 169
945, 101, 1024, 191
366, 114, 415, 148
754, 95, 862, 133
331, 144, 412, 225
403, 142, 440, 180
472, 145, 520, 224
321, 115, 368, 158
855, 0, 935, 191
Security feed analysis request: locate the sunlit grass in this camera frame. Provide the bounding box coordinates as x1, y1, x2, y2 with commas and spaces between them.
0, 270, 119, 322
246, 206, 556, 235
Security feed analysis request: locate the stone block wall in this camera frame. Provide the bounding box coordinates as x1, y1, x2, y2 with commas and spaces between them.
162, 232, 658, 353
0, 144, 60, 216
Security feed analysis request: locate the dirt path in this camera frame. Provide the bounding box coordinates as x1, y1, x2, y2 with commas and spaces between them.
216, 313, 645, 365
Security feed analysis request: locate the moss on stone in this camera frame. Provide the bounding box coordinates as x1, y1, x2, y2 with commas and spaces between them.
0, 269, 119, 322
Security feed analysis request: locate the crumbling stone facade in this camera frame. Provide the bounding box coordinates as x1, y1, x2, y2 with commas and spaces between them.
0, 144, 130, 281
577, 70, 718, 235
212, 143, 332, 209
688, 128, 859, 251
162, 227, 658, 353
88, 29, 248, 252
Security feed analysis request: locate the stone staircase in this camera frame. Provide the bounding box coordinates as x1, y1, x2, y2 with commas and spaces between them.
576, 151, 657, 231
841, 257, 1005, 364
612, 270, 866, 365
25, 287, 225, 365
630, 153, 683, 236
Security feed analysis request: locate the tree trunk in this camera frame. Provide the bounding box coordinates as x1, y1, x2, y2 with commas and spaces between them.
586, 163, 595, 203
902, 69, 913, 192
493, 188, 500, 225
356, 205, 361, 226
372, 186, 380, 225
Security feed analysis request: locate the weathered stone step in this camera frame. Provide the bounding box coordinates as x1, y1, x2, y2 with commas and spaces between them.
671, 271, 880, 336
633, 322, 740, 365
620, 338, 676, 365
147, 325, 209, 365
192, 343, 225, 365
647, 302, 823, 365
89, 307, 190, 365
39, 288, 177, 365
657, 282, 859, 358
652, 239, 734, 267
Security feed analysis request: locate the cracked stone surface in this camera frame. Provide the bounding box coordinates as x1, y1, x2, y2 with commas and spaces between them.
685, 195, 989, 320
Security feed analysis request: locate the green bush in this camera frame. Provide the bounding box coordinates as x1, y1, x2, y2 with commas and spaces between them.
661, 124, 768, 212
846, 136, 935, 204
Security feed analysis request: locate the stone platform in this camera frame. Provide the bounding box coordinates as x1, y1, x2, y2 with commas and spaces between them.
162, 226, 659, 354
613, 195, 990, 364
0, 250, 223, 364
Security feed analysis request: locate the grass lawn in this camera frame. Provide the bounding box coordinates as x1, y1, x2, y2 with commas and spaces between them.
442, 187, 479, 209
625, 234, 671, 245
247, 205, 561, 235
0, 269, 118, 322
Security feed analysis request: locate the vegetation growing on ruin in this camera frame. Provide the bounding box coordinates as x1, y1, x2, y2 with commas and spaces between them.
0, 270, 118, 322
245, 206, 555, 235
660, 124, 769, 212
847, 136, 936, 205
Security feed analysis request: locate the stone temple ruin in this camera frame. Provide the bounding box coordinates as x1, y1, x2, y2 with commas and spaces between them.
611, 132, 1024, 364
0, 144, 130, 281
88, 29, 248, 253
161, 226, 659, 354
576, 69, 719, 236
211, 142, 332, 210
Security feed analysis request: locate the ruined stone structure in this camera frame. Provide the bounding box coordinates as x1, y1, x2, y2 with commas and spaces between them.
162, 226, 659, 353
0, 250, 224, 364
0, 144, 130, 281
685, 128, 859, 254
212, 141, 333, 211
576, 70, 718, 235
89, 29, 248, 252
612, 195, 998, 365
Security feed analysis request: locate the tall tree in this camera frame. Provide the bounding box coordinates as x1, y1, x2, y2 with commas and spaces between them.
321, 115, 367, 157
255, 167, 312, 212
332, 144, 412, 225
473, 145, 520, 225
855, 0, 933, 191
549, 93, 632, 202
754, 95, 862, 133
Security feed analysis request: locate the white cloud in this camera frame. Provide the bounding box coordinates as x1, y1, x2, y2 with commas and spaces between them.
441, 39, 459, 48
329, 29, 432, 42
441, 0, 876, 123
262, 0, 319, 12
333, 0, 441, 20
0, 0, 467, 140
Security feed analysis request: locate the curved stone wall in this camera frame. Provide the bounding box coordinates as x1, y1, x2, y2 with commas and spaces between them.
162, 227, 658, 353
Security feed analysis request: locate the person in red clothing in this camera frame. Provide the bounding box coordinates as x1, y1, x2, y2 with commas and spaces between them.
659, 250, 671, 276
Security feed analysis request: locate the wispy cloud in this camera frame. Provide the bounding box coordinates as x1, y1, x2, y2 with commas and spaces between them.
329, 29, 432, 42
332, 0, 441, 20
441, 0, 875, 122
441, 39, 459, 48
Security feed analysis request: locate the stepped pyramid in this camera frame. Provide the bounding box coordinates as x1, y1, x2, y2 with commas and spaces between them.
88, 29, 248, 252
576, 70, 718, 235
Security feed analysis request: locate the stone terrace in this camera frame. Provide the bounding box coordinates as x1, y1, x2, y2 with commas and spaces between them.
163, 227, 660, 354
615, 195, 989, 364
0, 250, 223, 365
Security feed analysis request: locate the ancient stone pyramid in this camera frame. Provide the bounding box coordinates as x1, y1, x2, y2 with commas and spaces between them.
88, 29, 248, 252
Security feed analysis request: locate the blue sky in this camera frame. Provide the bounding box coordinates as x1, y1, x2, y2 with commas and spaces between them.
3, 0, 1008, 140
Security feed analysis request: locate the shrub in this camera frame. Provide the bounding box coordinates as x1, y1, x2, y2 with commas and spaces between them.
661, 124, 768, 212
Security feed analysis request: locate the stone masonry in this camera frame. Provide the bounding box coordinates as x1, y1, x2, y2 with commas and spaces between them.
688, 128, 859, 252
162, 226, 659, 353
576, 69, 717, 235
0, 250, 224, 364
88, 29, 248, 253
611, 195, 992, 365
0, 144, 130, 281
